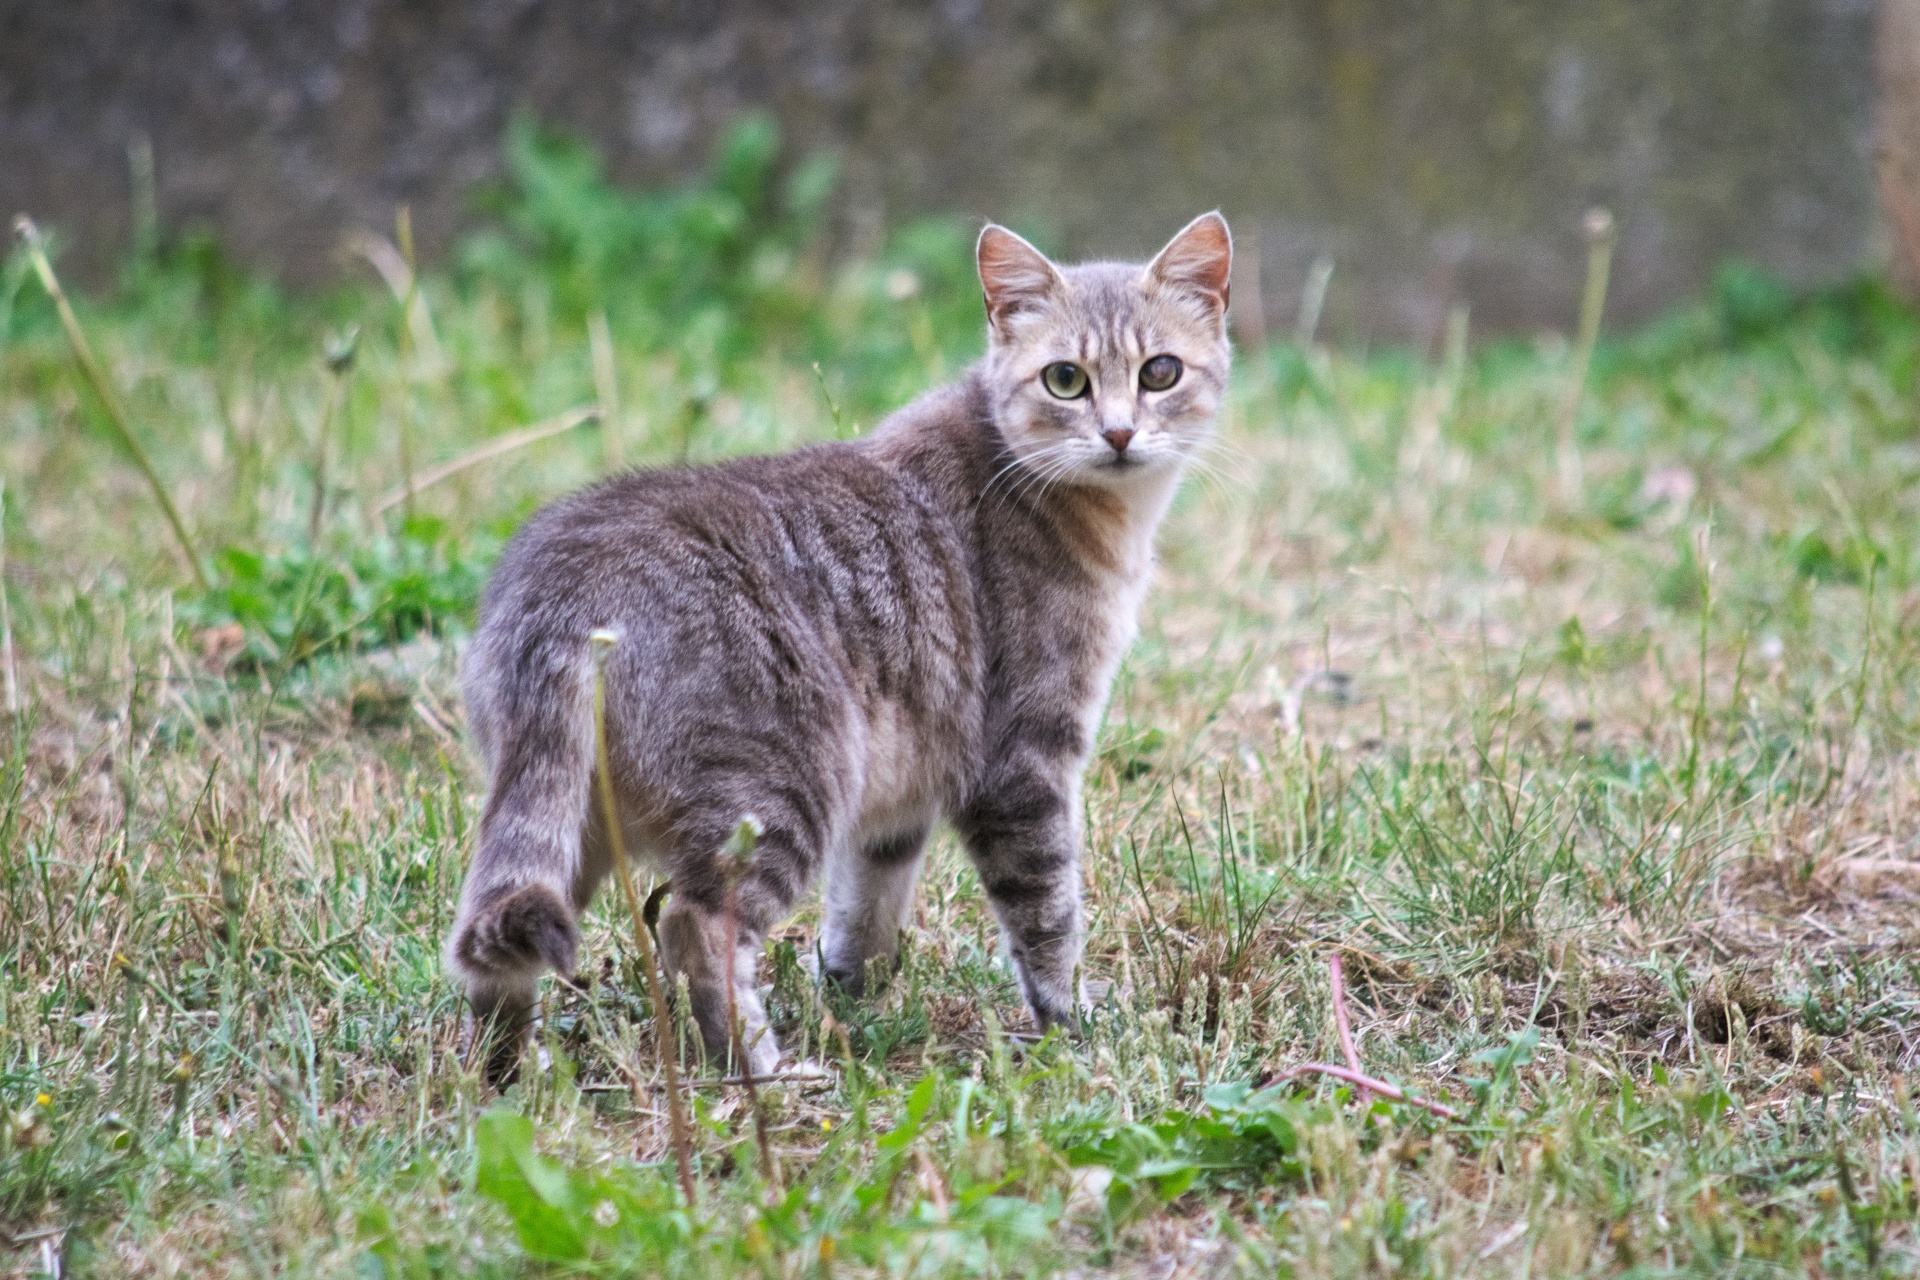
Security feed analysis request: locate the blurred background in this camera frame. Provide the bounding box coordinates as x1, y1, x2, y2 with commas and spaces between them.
6, 0, 1916, 343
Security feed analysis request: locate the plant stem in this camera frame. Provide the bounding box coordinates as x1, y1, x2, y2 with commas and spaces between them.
1557, 207, 1616, 504
308, 327, 358, 543
589, 629, 697, 1206
394, 206, 419, 523
14, 216, 209, 589
811, 363, 845, 437
589, 310, 622, 471
0, 477, 14, 715
1293, 254, 1334, 349
1329, 953, 1368, 1106
1268, 1063, 1459, 1120
369, 406, 599, 518
720, 816, 779, 1192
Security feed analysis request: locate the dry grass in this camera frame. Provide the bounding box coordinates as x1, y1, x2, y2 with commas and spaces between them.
5, 226, 1920, 1277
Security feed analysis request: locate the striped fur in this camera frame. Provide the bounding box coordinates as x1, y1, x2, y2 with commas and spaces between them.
447, 213, 1232, 1079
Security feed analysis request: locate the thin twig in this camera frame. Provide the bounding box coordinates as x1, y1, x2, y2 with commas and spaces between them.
811, 362, 846, 437
308, 327, 358, 542
0, 477, 15, 715
1293, 255, 1334, 348
590, 629, 697, 1206
1267, 1063, 1460, 1120
1556, 207, 1616, 503
13, 216, 208, 589
370, 406, 598, 518
1328, 952, 1368, 1105
578, 1070, 832, 1093
346, 227, 446, 373
720, 816, 780, 1191
393, 208, 419, 520
588, 310, 622, 472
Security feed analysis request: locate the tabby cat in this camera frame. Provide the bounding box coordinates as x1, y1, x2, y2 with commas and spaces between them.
447, 212, 1232, 1077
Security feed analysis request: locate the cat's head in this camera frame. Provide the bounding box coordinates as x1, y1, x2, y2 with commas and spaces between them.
976, 212, 1232, 492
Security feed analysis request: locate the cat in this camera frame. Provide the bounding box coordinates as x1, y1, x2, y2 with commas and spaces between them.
446, 211, 1232, 1079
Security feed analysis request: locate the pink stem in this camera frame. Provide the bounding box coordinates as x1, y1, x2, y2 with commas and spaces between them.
1329, 953, 1369, 1105
1270, 1063, 1460, 1120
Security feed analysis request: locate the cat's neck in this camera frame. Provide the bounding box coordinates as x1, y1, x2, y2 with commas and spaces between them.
1048, 465, 1180, 584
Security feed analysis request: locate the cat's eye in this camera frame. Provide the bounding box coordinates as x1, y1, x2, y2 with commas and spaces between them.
1041, 362, 1090, 399
1140, 354, 1182, 392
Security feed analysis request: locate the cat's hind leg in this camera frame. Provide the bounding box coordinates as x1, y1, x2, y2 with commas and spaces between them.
820, 822, 932, 995
655, 895, 780, 1077
656, 814, 822, 1077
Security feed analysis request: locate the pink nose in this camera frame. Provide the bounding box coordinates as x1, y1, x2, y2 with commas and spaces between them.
1102, 427, 1135, 453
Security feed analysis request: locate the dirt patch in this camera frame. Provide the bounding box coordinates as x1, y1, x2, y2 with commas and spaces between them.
1579, 969, 1671, 1041
1692, 972, 1796, 1060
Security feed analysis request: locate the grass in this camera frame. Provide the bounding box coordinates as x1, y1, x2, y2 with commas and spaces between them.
7, 117, 1920, 1276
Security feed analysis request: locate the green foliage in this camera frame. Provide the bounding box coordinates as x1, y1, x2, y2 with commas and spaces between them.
1605, 263, 1920, 378
1783, 528, 1888, 586
455, 114, 982, 418
1367, 753, 1575, 950
1711, 262, 1797, 345
180, 518, 497, 665
472, 1109, 698, 1266
1063, 1081, 1331, 1220
459, 1073, 1062, 1278
1463, 1027, 1540, 1118
459, 113, 836, 365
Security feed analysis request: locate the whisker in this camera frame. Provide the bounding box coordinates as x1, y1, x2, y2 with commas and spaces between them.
1006, 443, 1087, 508
1178, 445, 1254, 493
1028, 453, 1084, 505
1003, 450, 1075, 509
975, 441, 1078, 514
1173, 450, 1246, 500
1190, 436, 1262, 470
1197, 440, 1261, 470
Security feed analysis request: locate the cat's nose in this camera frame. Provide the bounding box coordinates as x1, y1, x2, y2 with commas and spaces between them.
1101, 426, 1135, 454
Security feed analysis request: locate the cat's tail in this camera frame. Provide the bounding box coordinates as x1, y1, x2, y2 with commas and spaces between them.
446, 651, 597, 1002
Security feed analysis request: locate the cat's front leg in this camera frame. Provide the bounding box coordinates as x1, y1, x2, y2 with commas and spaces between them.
953, 774, 1084, 1029
821, 822, 932, 995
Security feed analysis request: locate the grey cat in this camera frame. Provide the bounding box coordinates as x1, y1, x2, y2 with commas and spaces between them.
447, 212, 1232, 1078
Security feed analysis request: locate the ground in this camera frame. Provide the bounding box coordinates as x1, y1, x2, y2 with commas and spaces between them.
5, 155, 1920, 1276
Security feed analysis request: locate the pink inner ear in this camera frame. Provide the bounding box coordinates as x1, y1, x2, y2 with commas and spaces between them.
1151, 214, 1232, 304
978, 226, 1058, 322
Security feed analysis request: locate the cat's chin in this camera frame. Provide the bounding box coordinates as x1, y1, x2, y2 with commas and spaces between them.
1070, 450, 1185, 493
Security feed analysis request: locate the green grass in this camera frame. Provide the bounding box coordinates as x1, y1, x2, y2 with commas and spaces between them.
8, 119, 1920, 1276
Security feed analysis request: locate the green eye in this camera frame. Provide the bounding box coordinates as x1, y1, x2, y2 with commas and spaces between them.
1140, 354, 1182, 392
1042, 362, 1089, 399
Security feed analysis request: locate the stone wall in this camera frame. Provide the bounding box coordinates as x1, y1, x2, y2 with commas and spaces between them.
0, 0, 1882, 340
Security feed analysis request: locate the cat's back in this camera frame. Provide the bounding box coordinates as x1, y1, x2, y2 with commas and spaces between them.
472, 377, 989, 671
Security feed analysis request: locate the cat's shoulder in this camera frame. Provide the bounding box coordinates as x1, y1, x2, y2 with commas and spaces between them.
867, 367, 989, 442
861, 366, 996, 475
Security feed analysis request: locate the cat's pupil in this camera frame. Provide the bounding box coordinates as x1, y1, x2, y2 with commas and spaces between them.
1141, 355, 1182, 391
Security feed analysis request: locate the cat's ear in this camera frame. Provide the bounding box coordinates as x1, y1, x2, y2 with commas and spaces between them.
977, 224, 1063, 336
1146, 212, 1232, 314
